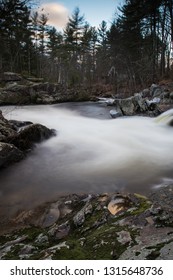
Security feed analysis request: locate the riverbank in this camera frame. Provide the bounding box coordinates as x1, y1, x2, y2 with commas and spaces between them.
1, 185, 173, 259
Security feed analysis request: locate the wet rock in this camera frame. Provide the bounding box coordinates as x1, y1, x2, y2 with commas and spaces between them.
0, 142, 24, 168
55, 223, 71, 240
150, 84, 162, 97
19, 244, 35, 255
41, 206, 60, 228
0, 111, 56, 168
35, 234, 49, 243
9, 123, 56, 150
117, 230, 132, 245
73, 202, 93, 226
110, 109, 123, 118
107, 195, 130, 215
9, 120, 33, 131
0, 112, 16, 142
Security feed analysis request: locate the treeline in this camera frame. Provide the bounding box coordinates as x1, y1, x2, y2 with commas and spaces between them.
0, 0, 173, 92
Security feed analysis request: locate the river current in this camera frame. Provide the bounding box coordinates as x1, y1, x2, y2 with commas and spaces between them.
1, 102, 173, 218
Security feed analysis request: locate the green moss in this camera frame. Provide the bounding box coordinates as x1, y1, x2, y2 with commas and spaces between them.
17, 227, 44, 242
51, 221, 138, 260
2, 244, 22, 260
52, 240, 86, 260
130, 197, 151, 215
0, 235, 12, 246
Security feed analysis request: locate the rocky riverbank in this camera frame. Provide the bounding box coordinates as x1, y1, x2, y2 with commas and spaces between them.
1, 185, 173, 260
1, 72, 173, 117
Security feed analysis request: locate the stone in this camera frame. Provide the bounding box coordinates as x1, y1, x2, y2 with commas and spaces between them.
150, 84, 162, 97
112, 95, 149, 116
142, 88, 150, 97
0, 111, 56, 168
55, 223, 71, 240
107, 195, 130, 215
169, 92, 173, 99
0, 72, 22, 82
0, 142, 24, 168
73, 202, 93, 226
156, 241, 173, 260
35, 234, 49, 243
9, 120, 33, 131
42, 207, 60, 228
9, 123, 56, 150
108, 199, 125, 215
117, 230, 132, 245
110, 109, 122, 118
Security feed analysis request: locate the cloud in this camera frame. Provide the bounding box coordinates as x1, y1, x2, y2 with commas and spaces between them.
39, 2, 69, 29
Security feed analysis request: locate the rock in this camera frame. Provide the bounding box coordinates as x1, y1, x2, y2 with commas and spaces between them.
142, 88, 150, 98
110, 109, 123, 118
117, 230, 132, 245
73, 202, 93, 226
113, 95, 149, 116
0, 72, 22, 82
55, 223, 71, 240
26, 77, 44, 83
35, 234, 49, 243
0, 111, 56, 168
146, 97, 161, 111
170, 92, 173, 99
156, 241, 173, 260
0, 110, 16, 142
107, 195, 130, 215
9, 124, 56, 150
161, 91, 170, 99
41, 203, 61, 228
0, 142, 24, 168
9, 120, 33, 131
149, 185, 173, 226
1, 186, 173, 260
0, 81, 75, 105
150, 84, 162, 97
19, 244, 35, 255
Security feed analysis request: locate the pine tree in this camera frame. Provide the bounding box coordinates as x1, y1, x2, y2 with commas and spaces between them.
0, 0, 32, 73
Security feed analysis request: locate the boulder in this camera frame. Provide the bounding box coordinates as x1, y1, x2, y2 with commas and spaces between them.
0, 142, 24, 168
8, 124, 56, 150
150, 84, 162, 97
110, 109, 123, 118
0, 111, 56, 168
113, 95, 148, 116
0, 72, 22, 82
0, 111, 17, 142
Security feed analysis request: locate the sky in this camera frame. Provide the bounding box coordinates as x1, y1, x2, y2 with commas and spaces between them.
37, 0, 123, 30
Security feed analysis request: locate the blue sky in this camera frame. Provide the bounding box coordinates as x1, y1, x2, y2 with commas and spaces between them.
38, 0, 123, 30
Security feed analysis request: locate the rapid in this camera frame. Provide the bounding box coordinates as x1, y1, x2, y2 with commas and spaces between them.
1, 102, 173, 218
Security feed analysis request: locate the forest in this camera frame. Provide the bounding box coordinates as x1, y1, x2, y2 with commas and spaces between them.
0, 0, 173, 93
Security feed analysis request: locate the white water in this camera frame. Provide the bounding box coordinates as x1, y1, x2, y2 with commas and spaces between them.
1, 102, 173, 217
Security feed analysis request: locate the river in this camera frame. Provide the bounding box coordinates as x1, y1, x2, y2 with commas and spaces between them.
1, 102, 173, 219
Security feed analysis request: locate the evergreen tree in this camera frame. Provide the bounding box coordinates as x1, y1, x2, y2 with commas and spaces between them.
63, 7, 85, 86
0, 0, 32, 73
